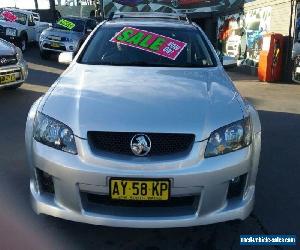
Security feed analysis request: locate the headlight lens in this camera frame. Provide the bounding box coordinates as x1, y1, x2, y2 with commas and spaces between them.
15, 47, 23, 61
6, 28, 17, 37
204, 117, 252, 158
33, 112, 77, 155
39, 34, 46, 41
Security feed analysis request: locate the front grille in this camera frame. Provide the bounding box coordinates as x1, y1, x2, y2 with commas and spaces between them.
0, 54, 17, 67
47, 36, 68, 42
47, 35, 61, 41
43, 43, 66, 51
81, 193, 199, 217
88, 132, 195, 157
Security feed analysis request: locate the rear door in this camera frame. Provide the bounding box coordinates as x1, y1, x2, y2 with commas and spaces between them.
27, 14, 36, 42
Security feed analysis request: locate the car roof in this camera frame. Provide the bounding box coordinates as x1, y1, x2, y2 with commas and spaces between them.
105, 16, 197, 30
104, 12, 197, 29
2, 7, 37, 15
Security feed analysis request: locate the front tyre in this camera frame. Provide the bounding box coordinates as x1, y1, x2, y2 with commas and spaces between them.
40, 50, 51, 60
19, 35, 28, 52
4, 83, 23, 90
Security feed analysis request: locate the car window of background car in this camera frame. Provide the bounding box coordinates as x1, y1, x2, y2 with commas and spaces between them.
79, 25, 216, 68
28, 15, 35, 25
0, 10, 27, 25
53, 18, 85, 32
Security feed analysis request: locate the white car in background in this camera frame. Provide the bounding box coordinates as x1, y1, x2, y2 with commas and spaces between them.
0, 8, 49, 51
226, 28, 247, 59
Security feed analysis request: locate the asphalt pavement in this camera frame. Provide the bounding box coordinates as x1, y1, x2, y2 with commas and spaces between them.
0, 47, 299, 250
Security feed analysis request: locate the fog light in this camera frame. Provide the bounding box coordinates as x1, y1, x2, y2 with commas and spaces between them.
36, 168, 55, 194
227, 174, 247, 199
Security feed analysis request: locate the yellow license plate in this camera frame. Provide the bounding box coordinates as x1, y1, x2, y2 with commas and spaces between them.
51, 42, 60, 48
0, 74, 16, 84
110, 179, 170, 201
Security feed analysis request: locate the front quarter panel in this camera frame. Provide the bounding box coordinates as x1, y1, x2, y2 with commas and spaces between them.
25, 96, 43, 171
246, 102, 261, 194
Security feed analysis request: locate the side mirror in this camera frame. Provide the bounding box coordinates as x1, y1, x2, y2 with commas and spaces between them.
86, 28, 93, 34
28, 21, 36, 26
58, 52, 74, 65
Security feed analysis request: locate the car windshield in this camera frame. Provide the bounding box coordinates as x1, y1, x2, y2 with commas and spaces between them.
0, 10, 27, 25
79, 25, 216, 67
53, 18, 85, 32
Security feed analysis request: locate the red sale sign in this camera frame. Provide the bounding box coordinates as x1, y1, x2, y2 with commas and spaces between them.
110, 27, 187, 60
1, 11, 17, 22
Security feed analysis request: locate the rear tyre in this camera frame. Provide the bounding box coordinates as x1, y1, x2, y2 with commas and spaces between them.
40, 50, 51, 60
19, 35, 28, 52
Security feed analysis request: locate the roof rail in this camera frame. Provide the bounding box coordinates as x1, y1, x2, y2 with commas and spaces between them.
107, 12, 115, 21
108, 12, 190, 22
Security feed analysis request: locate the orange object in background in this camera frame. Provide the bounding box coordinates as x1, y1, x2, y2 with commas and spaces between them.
258, 33, 284, 82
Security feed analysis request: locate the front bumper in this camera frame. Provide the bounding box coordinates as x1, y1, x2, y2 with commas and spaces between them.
0, 59, 28, 89
39, 39, 79, 53
27, 126, 261, 228
0, 34, 21, 46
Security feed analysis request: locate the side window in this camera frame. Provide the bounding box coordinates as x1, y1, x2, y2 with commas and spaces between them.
28, 15, 35, 26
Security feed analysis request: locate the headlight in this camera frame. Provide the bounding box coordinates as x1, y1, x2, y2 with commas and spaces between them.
15, 47, 23, 61
33, 112, 77, 155
204, 117, 252, 158
6, 28, 17, 37
39, 34, 46, 41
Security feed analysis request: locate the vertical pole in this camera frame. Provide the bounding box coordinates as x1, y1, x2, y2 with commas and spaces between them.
49, 0, 56, 20
34, 0, 39, 10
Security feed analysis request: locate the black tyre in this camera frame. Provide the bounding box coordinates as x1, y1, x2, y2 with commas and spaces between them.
19, 35, 28, 52
4, 83, 23, 90
40, 50, 51, 60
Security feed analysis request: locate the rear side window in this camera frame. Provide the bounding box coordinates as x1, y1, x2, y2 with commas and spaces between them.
79, 25, 216, 68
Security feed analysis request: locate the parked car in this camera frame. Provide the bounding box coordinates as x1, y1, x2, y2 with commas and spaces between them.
39, 16, 97, 60
0, 8, 49, 52
26, 12, 261, 228
292, 41, 300, 84
226, 27, 247, 59
0, 38, 28, 89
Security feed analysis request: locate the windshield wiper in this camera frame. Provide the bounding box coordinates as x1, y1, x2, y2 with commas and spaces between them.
98, 61, 160, 67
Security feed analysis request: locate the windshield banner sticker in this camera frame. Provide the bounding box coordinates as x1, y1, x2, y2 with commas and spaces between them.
110, 27, 187, 60
1, 11, 17, 22
57, 19, 76, 30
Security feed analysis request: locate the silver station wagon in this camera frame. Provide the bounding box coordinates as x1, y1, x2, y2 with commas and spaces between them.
25, 12, 261, 228
0, 38, 28, 89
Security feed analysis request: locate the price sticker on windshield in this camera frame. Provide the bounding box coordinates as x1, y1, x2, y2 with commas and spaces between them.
57, 19, 76, 30
1, 11, 17, 22
110, 27, 187, 60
